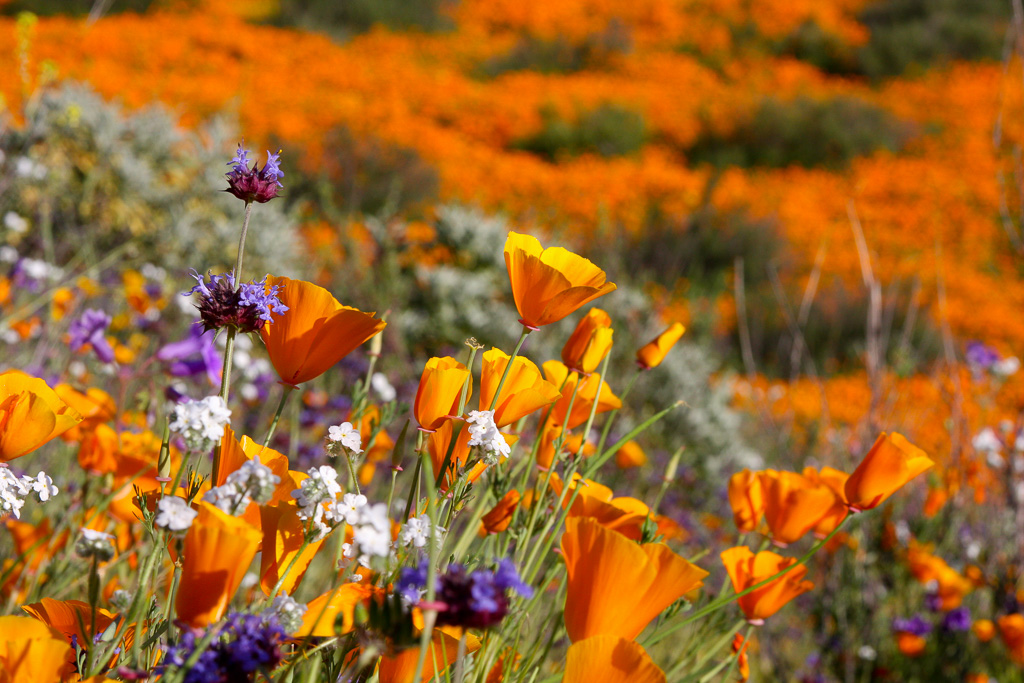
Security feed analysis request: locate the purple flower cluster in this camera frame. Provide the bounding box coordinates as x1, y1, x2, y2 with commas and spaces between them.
965, 342, 1000, 370
157, 325, 223, 387
225, 145, 284, 204
68, 308, 114, 363
397, 558, 533, 629
162, 613, 286, 683
892, 615, 932, 637
186, 270, 288, 334
941, 606, 971, 632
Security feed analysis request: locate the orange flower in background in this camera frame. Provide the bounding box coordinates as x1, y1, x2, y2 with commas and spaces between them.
480, 348, 560, 428
844, 432, 933, 511
895, 631, 927, 657
728, 469, 764, 533
175, 501, 262, 628
906, 545, 973, 610
551, 473, 652, 541
21, 598, 118, 652
503, 231, 616, 328
973, 619, 995, 642
259, 502, 325, 596
759, 470, 836, 546
636, 322, 685, 370
561, 517, 708, 642
999, 614, 1024, 663
297, 584, 377, 637
4, 517, 68, 570
561, 308, 614, 374
53, 384, 116, 442
479, 490, 521, 536
0, 369, 82, 462
0, 615, 75, 682
260, 276, 386, 386
563, 635, 666, 683
801, 467, 850, 538
543, 361, 621, 430
414, 356, 470, 432
378, 627, 482, 683
721, 546, 814, 623
733, 632, 751, 681
615, 440, 647, 468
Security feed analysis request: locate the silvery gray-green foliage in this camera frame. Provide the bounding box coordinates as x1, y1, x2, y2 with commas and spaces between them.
0, 82, 299, 277
397, 203, 761, 471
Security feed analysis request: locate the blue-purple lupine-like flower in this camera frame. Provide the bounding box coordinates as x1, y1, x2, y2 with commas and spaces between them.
185, 270, 287, 334
966, 341, 1000, 369
396, 561, 430, 604
162, 613, 286, 683
68, 308, 114, 363
157, 325, 223, 386
942, 607, 971, 632
225, 144, 284, 203
893, 615, 932, 637
398, 558, 532, 629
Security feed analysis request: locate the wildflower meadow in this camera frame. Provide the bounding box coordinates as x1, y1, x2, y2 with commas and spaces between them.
1, 1, 1023, 682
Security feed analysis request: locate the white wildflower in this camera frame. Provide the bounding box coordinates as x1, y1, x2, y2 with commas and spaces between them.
466, 409, 511, 464
371, 372, 397, 402
264, 594, 308, 634
857, 646, 876, 661
399, 513, 444, 549
0, 468, 30, 519
327, 422, 362, 455
25, 472, 58, 502
342, 501, 393, 567
995, 356, 1021, 377
292, 466, 342, 519
155, 496, 198, 532
325, 492, 367, 526
3, 212, 27, 234
0, 246, 17, 263
75, 527, 116, 561
170, 396, 232, 452
972, 428, 1002, 454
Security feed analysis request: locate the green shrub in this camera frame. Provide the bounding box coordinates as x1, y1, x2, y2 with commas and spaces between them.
513, 103, 646, 161
0, 0, 159, 16
478, 23, 631, 77
686, 96, 917, 170
269, 0, 452, 38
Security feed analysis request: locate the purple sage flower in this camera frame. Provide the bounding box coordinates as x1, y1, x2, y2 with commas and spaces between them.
893, 615, 932, 637
966, 342, 1000, 370
68, 309, 114, 363
185, 270, 288, 334
942, 607, 971, 632
225, 144, 284, 203
161, 612, 286, 683
157, 325, 223, 386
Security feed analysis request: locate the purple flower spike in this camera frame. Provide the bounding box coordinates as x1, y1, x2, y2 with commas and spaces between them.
966, 342, 1000, 369
68, 309, 114, 363
185, 271, 287, 334
157, 325, 223, 387
225, 145, 284, 203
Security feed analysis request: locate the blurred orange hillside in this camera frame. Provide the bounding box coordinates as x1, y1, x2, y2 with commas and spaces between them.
1, 0, 1023, 355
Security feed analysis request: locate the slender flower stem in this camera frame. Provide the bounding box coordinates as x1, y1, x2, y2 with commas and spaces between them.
488, 326, 531, 412
453, 631, 469, 683
594, 367, 641, 456
233, 201, 253, 285
410, 449, 442, 683
263, 384, 296, 447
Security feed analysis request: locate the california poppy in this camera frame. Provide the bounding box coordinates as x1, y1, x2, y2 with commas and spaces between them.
720, 546, 813, 624
561, 517, 708, 642
297, 584, 378, 637
728, 469, 764, 533
259, 501, 324, 596
801, 467, 849, 538
503, 231, 616, 328
479, 490, 521, 536
973, 619, 995, 642
615, 440, 647, 469
759, 470, 836, 547
175, 501, 262, 628
564, 635, 665, 683
414, 357, 470, 432
0, 370, 82, 463
0, 615, 75, 682
377, 626, 481, 683
53, 384, 115, 442
561, 308, 614, 374
480, 348, 560, 428
999, 614, 1024, 663
551, 473, 651, 541
260, 276, 385, 387
636, 322, 685, 370
21, 598, 118, 651
844, 433, 933, 511
543, 361, 621, 430
906, 545, 972, 610
895, 631, 927, 657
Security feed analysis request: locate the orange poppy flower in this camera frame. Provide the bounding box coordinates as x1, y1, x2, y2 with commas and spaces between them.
480, 348, 560, 428
801, 467, 849, 538
414, 357, 470, 432
973, 619, 995, 642
636, 322, 685, 370
175, 501, 262, 628
728, 469, 765, 533
542, 361, 621, 430
551, 473, 651, 541
53, 384, 116, 442
615, 440, 647, 468
564, 635, 665, 683
1000, 614, 1024, 663
259, 501, 324, 596
378, 626, 481, 683
561, 517, 708, 642
427, 419, 478, 490
503, 231, 616, 328
0, 615, 75, 682
479, 490, 521, 536
296, 584, 378, 637
561, 308, 614, 374
217, 427, 293, 504
3, 517, 68, 570
354, 405, 396, 485
844, 432, 933, 511
759, 470, 836, 547
721, 546, 814, 624
906, 545, 972, 610
895, 632, 926, 657
0, 370, 82, 463
733, 632, 750, 681
22, 598, 118, 651
260, 276, 386, 387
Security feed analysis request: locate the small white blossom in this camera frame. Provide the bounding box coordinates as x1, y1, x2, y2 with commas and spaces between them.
341, 501, 393, 568
857, 646, 876, 661
466, 410, 511, 464
292, 466, 342, 520
399, 513, 444, 549
155, 496, 198, 532
20, 258, 62, 282
328, 422, 363, 455
972, 428, 1002, 454
25, 472, 58, 502
170, 396, 232, 453
0, 468, 30, 519
76, 527, 116, 561
3, 212, 27, 234
995, 356, 1021, 377
0, 246, 17, 263
325, 492, 367, 526
371, 372, 397, 402
264, 594, 308, 634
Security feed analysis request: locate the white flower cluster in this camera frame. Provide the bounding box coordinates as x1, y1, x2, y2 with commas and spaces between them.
155, 496, 198, 532
292, 466, 343, 539
371, 372, 396, 402
0, 469, 58, 520
466, 410, 511, 464
263, 593, 307, 634
75, 527, 116, 561
399, 513, 444, 550
170, 395, 232, 452
972, 425, 1024, 470
326, 421, 363, 457
322, 492, 391, 568
203, 456, 280, 515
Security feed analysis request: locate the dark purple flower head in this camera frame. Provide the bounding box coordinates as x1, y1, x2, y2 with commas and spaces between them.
68, 308, 114, 363
396, 562, 430, 604
402, 558, 532, 630
893, 615, 932, 637
966, 342, 1000, 369
942, 607, 971, 632
225, 145, 283, 203
161, 613, 286, 683
185, 270, 287, 334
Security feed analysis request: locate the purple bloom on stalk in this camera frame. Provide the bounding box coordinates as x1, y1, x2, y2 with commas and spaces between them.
966, 342, 1000, 369
185, 270, 287, 334
161, 613, 286, 683
893, 615, 932, 637
225, 145, 284, 203
425, 558, 533, 630
68, 309, 114, 363
942, 607, 971, 632
493, 557, 534, 598
157, 325, 223, 386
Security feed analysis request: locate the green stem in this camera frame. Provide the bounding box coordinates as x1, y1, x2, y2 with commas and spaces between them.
263, 384, 296, 448
410, 449, 442, 683
488, 327, 531, 412
233, 201, 253, 285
